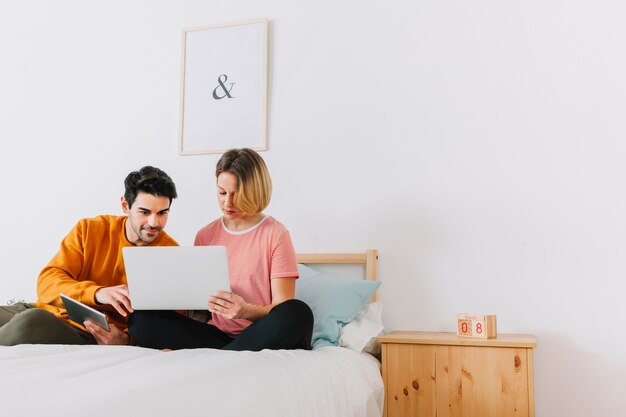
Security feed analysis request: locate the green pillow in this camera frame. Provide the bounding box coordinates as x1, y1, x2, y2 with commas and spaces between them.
295, 264, 381, 349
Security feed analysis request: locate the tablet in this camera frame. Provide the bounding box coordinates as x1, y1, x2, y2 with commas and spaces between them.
60, 293, 110, 331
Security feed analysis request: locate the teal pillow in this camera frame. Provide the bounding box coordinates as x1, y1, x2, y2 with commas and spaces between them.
295, 263, 381, 350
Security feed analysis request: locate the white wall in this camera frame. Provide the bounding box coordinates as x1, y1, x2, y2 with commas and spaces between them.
1, 0, 624, 415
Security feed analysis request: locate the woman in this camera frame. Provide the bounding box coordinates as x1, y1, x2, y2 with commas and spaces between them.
129, 149, 313, 351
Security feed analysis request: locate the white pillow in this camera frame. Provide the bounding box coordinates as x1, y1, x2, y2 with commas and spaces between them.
339, 301, 384, 354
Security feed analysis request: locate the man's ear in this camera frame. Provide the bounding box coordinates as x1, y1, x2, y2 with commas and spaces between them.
121, 196, 130, 214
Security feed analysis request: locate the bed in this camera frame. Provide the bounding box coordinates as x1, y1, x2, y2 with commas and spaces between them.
1, 250, 384, 417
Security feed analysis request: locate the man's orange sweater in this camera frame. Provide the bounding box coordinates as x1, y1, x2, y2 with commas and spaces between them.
34, 215, 178, 332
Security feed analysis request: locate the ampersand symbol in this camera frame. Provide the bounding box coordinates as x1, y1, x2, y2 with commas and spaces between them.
212, 74, 235, 99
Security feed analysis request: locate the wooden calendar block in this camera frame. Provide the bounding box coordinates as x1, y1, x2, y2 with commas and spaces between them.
457, 313, 497, 339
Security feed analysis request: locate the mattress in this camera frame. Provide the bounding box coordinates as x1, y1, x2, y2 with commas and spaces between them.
1, 344, 384, 417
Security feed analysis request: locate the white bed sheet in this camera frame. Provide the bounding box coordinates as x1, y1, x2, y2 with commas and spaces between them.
0, 344, 383, 417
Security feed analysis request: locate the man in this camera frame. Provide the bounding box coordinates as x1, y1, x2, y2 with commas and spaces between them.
0, 166, 178, 346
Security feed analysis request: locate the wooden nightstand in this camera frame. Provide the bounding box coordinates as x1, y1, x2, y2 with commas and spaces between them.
378, 331, 536, 417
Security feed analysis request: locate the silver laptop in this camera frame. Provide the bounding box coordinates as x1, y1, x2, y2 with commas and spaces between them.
123, 246, 230, 310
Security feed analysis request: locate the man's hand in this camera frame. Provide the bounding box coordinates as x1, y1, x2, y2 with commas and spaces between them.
84, 320, 130, 345
95, 284, 133, 317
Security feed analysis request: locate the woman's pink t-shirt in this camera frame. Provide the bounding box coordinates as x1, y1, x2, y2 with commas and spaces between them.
194, 216, 299, 336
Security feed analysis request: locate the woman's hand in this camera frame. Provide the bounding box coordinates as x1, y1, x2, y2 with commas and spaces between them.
208, 291, 249, 320
208, 279, 297, 322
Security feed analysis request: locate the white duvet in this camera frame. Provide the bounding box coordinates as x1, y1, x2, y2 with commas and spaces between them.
0, 344, 383, 417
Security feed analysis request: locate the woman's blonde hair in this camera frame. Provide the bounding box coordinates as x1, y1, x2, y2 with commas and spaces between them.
216, 148, 272, 215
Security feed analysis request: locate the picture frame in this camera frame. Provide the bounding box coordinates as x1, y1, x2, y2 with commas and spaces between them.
178, 18, 268, 155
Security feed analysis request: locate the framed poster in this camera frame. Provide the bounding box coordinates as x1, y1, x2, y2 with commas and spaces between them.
178, 18, 268, 155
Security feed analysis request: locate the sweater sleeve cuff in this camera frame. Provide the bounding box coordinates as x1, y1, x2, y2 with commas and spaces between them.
82, 285, 103, 306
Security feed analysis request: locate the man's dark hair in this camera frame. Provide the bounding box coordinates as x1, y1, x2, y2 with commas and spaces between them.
123, 166, 178, 208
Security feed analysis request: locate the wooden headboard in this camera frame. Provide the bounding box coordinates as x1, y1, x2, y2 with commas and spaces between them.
296, 249, 379, 302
